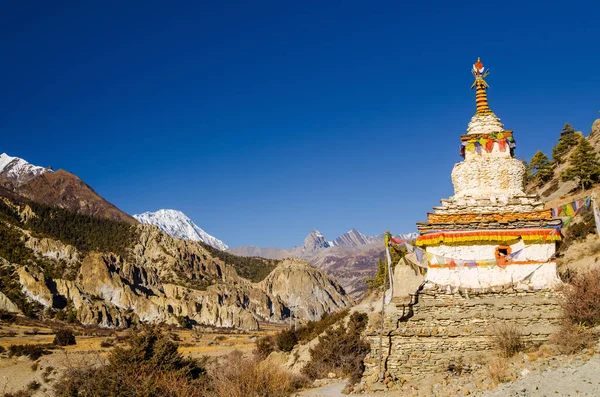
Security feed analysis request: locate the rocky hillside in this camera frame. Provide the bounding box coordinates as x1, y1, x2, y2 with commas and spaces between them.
527, 120, 596, 201
525, 117, 600, 275
0, 187, 351, 330
134, 209, 228, 250
0, 153, 136, 224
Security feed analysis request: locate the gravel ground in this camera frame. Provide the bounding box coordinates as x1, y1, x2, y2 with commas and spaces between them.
480, 356, 600, 397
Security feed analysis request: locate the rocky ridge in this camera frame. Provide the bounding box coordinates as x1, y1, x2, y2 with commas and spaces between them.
0, 194, 351, 329
0, 153, 136, 224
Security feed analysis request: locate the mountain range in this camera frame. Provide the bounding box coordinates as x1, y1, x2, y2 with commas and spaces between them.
0, 153, 351, 329
228, 229, 418, 297
0, 152, 416, 302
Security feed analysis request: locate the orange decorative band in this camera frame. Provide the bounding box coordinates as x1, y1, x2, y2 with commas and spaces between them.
427, 210, 552, 223
415, 229, 561, 247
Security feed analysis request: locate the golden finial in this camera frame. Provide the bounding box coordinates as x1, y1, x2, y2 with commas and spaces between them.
470, 58, 491, 114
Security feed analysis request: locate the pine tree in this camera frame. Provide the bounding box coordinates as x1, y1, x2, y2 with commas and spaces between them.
552, 123, 579, 164
529, 151, 554, 185
561, 136, 600, 191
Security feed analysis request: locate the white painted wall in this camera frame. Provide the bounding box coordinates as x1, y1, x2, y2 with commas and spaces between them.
426, 241, 556, 262
425, 262, 560, 290
424, 241, 560, 290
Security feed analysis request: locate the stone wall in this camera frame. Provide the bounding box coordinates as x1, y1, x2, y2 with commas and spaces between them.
362, 289, 562, 384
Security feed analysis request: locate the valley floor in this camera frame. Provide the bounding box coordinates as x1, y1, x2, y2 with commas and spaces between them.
0, 320, 275, 396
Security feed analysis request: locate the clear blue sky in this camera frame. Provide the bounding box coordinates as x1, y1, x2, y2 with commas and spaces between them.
2, 1, 599, 248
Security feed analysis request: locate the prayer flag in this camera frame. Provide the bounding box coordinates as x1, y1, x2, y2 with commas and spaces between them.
565, 203, 575, 216
384, 245, 394, 305
593, 198, 600, 239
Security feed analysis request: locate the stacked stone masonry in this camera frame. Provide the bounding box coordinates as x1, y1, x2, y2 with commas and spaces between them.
363, 289, 562, 382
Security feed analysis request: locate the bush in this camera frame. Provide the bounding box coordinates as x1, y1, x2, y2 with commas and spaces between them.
559, 268, 600, 327
8, 344, 52, 360
53, 329, 76, 346
0, 309, 17, 322
492, 323, 523, 358
210, 351, 308, 397
100, 339, 114, 348
26, 381, 41, 391
294, 310, 349, 344
550, 323, 596, 355
276, 329, 298, 352
1, 390, 33, 397
302, 312, 370, 385
54, 328, 208, 397
254, 336, 275, 359
487, 357, 510, 385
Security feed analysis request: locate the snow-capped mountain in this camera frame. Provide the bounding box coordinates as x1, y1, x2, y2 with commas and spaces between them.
301, 229, 331, 254
331, 229, 379, 247
0, 153, 51, 185
133, 209, 229, 250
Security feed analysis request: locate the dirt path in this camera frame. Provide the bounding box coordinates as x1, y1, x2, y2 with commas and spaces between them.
480, 356, 600, 396
295, 381, 400, 397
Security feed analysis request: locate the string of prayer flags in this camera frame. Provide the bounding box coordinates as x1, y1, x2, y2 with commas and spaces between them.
460, 134, 516, 157
388, 238, 542, 271
550, 197, 590, 217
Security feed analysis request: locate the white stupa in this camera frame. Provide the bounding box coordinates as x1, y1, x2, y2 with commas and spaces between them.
415, 58, 562, 291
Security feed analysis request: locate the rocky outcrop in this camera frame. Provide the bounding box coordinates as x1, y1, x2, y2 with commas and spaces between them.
24, 235, 81, 265
5, 221, 351, 329
0, 291, 21, 313
259, 259, 353, 321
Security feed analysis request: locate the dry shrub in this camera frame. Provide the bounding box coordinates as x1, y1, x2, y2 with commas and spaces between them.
549, 323, 596, 354
1, 391, 32, 397
0, 309, 17, 322
559, 268, 600, 327
53, 328, 76, 346
8, 344, 53, 360
254, 335, 275, 359
293, 309, 349, 343
276, 329, 298, 352
210, 351, 307, 397
487, 357, 510, 385
54, 328, 208, 397
302, 312, 370, 385
26, 381, 40, 391
492, 323, 523, 358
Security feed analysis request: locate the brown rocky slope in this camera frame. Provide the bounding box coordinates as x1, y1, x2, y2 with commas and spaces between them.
0, 196, 352, 329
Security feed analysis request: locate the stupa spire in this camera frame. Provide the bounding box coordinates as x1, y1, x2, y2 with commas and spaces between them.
470, 57, 491, 114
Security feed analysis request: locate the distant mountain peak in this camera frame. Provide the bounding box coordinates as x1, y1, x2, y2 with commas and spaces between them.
133, 209, 228, 250
302, 229, 331, 253
331, 228, 374, 248
0, 153, 51, 185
